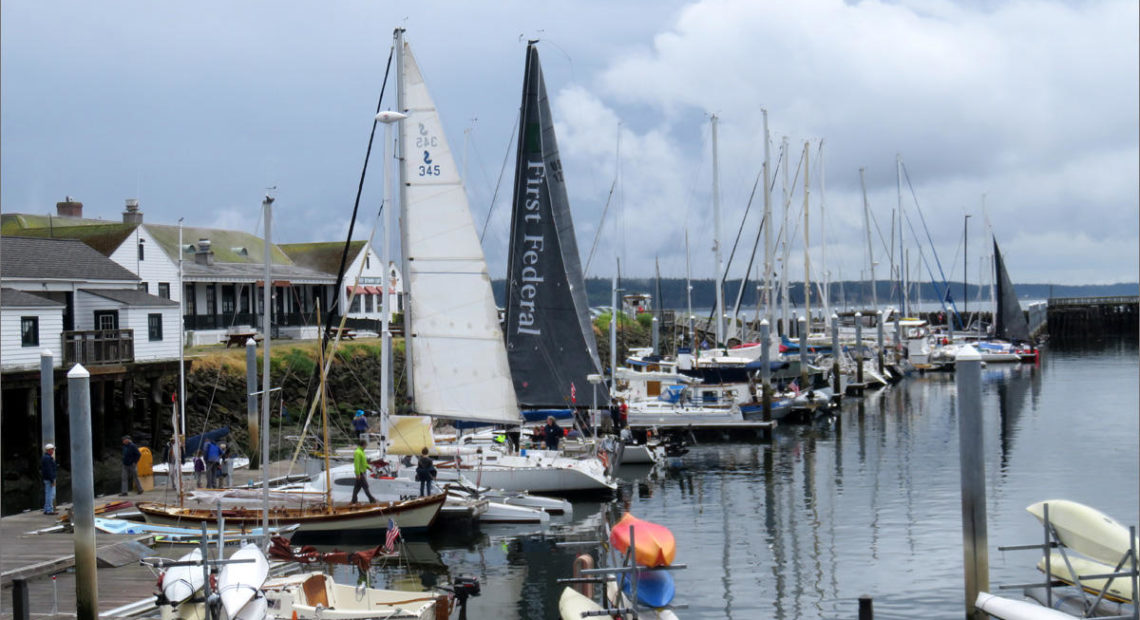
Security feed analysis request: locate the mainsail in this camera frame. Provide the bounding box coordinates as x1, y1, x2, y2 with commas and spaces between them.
503, 43, 610, 409
993, 237, 1030, 342
396, 34, 520, 425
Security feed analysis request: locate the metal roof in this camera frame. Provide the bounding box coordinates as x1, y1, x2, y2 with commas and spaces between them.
0, 237, 140, 282
81, 288, 180, 307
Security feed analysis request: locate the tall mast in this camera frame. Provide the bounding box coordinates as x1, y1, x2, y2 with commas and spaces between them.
260, 194, 273, 538
802, 140, 811, 333
685, 231, 694, 348
375, 110, 406, 432
761, 109, 774, 332
897, 154, 907, 316
860, 167, 876, 311
964, 213, 971, 329
818, 140, 830, 329
711, 115, 725, 349
610, 261, 618, 385
394, 27, 415, 402
780, 137, 790, 337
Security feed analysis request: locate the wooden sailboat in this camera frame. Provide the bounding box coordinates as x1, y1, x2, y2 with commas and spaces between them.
138, 195, 444, 535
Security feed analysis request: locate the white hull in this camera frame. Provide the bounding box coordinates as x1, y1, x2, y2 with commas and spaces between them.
162, 549, 204, 604
1038, 551, 1135, 602
138, 495, 445, 534
620, 443, 661, 465
437, 451, 615, 493
263, 572, 439, 620
217, 543, 268, 619
975, 591, 1077, 619
559, 587, 604, 620
1027, 499, 1139, 565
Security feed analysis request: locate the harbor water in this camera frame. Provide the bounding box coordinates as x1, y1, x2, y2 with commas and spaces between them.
338, 342, 1138, 619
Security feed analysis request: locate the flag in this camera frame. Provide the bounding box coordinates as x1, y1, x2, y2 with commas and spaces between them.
788, 381, 800, 396
384, 518, 401, 552
570, 383, 577, 404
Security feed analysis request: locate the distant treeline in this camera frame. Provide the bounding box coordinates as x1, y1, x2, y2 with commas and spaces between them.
491, 278, 1139, 310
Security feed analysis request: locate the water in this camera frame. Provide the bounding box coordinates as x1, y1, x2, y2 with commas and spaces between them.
342, 342, 1139, 619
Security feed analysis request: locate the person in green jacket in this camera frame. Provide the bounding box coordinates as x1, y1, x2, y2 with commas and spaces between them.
350, 440, 377, 504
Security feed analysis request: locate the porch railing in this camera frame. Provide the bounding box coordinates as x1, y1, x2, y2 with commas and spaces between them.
61, 329, 135, 366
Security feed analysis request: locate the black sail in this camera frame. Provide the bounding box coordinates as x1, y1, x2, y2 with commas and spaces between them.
993, 237, 1030, 342
504, 43, 609, 409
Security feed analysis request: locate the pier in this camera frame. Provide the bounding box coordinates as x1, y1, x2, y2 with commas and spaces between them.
1045, 295, 1139, 343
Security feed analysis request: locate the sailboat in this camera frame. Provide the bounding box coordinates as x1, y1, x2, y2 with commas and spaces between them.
503, 40, 610, 414
381, 32, 613, 494
138, 196, 446, 535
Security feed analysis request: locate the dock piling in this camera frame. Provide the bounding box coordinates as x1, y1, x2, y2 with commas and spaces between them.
40, 350, 54, 451
858, 595, 873, 620
876, 311, 884, 374
12, 578, 29, 620
246, 338, 259, 469
855, 313, 864, 387
831, 316, 841, 396
760, 320, 772, 421
798, 316, 808, 389
67, 364, 98, 620
955, 345, 988, 619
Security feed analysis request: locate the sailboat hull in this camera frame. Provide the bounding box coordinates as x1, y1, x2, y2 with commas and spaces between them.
136, 494, 445, 534
436, 453, 614, 494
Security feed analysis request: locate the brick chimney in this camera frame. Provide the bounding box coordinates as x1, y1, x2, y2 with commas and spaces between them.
56, 196, 83, 218
194, 238, 214, 266
122, 199, 143, 225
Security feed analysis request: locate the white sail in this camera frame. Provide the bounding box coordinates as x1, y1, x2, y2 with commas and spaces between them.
397, 39, 520, 425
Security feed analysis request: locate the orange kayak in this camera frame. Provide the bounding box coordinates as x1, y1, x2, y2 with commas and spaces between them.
609, 513, 676, 567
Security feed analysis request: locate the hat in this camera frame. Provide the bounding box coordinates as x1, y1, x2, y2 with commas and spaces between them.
355, 410, 365, 417
45, 443, 55, 451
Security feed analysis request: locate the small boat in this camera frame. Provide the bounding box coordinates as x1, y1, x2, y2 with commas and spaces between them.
558, 586, 606, 620
605, 578, 680, 620
622, 570, 676, 608
975, 591, 1078, 619
161, 548, 204, 605
1037, 551, 1135, 602
1026, 499, 1139, 565
95, 516, 294, 541
217, 543, 269, 618
261, 571, 443, 619
610, 513, 676, 568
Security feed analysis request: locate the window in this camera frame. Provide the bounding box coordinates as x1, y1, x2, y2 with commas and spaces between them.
221, 285, 236, 314
20, 317, 39, 347
138, 282, 149, 293
148, 313, 163, 341
350, 295, 361, 313
94, 310, 119, 330
365, 254, 370, 269
205, 286, 217, 315
138, 239, 145, 260
185, 284, 196, 315
158, 283, 170, 299
365, 294, 374, 313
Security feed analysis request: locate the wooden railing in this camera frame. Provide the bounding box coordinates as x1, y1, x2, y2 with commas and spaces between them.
61, 329, 135, 366
1048, 295, 1140, 307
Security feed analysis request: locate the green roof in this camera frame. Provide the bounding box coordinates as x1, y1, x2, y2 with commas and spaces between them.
146, 223, 294, 265
279, 241, 365, 276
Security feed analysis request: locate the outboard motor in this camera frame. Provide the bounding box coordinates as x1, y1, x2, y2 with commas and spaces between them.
448, 576, 481, 620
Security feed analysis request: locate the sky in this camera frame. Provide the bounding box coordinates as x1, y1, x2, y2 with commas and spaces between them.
2, 0, 1137, 287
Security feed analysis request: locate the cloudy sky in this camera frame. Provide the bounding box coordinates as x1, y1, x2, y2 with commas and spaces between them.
2, 0, 1136, 287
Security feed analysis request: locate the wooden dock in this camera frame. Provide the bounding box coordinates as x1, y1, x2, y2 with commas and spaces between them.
1046, 295, 1139, 343
0, 458, 311, 619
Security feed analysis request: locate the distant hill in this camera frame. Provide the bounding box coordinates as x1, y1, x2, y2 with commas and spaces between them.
491, 278, 1138, 309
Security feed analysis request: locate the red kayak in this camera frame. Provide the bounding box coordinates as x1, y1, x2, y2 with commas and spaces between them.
610, 513, 676, 567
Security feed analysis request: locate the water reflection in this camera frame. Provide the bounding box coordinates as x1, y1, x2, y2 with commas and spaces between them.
320, 345, 1136, 619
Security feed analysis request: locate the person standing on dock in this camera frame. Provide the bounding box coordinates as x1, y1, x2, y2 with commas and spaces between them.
204, 438, 221, 488
41, 443, 57, 515
350, 439, 377, 504
120, 435, 142, 495
353, 410, 369, 440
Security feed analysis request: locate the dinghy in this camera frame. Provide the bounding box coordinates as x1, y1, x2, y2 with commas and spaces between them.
161, 548, 204, 605
1037, 551, 1135, 602
558, 586, 606, 620
610, 513, 676, 567
216, 543, 269, 618
1026, 499, 1139, 565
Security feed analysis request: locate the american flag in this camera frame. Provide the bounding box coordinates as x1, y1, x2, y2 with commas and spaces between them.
384, 518, 401, 552
788, 381, 801, 396
570, 382, 577, 404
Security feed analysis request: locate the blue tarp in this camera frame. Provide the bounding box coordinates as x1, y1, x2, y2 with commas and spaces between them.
183, 427, 230, 455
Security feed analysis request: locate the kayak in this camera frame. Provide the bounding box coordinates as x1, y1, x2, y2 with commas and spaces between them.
622, 570, 676, 608
610, 513, 676, 567
217, 543, 269, 618
1027, 500, 1138, 566
558, 586, 605, 620
162, 548, 205, 604
1037, 551, 1135, 603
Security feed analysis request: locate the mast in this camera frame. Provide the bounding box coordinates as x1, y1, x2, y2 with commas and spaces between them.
897, 154, 907, 316
260, 194, 273, 538
317, 303, 332, 510
685, 231, 694, 349
860, 167, 876, 311
394, 27, 415, 402
610, 262, 618, 385
177, 219, 186, 438
762, 109, 773, 333
964, 213, 971, 330
818, 140, 830, 329
802, 140, 811, 333
780, 137, 790, 337
711, 115, 725, 349
375, 110, 406, 435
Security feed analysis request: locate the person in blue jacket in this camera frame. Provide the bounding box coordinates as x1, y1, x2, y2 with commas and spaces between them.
121, 436, 142, 495
353, 410, 369, 440
42, 443, 57, 515
204, 438, 222, 488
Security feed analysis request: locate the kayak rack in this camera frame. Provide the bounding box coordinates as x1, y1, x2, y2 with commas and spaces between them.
995, 502, 1138, 619
556, 523, 688, 619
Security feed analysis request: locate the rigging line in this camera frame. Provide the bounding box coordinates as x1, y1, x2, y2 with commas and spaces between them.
732, 212, 768, 322
584, 127, 621, 278
325, 42, 395, 347
901, 161, 961, 323
478, 110, 520, 243
727, 168, 765, 319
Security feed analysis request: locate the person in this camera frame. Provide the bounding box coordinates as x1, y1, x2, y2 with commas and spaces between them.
542, 416, 562, 450
350, 439, 377, 504
217, 443, 230, 488
204, 438, 221, 488
121, 435, 143, 496
352, 410, 369, 440
609, 399, 621, 431
193, 451, 205, 488
164, 438, 179, 488
42, 443, 57, 515
415, 448, 435, 497
619, 400, 629, 429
